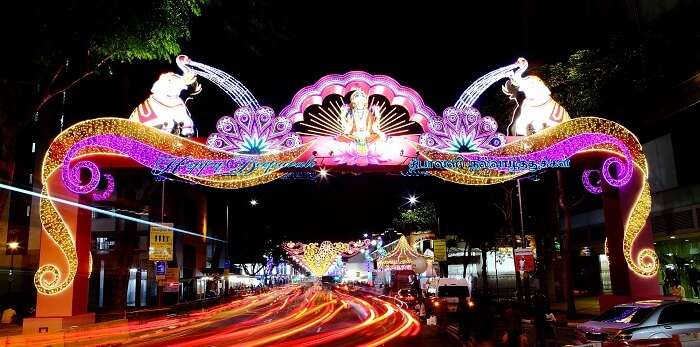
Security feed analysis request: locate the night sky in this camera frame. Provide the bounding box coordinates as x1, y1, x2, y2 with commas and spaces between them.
58, 1, 687, 245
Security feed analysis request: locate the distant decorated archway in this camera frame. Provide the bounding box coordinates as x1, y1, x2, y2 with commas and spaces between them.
28, 55, 659, 330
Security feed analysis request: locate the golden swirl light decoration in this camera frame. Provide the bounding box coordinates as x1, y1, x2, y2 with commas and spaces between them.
36, 118, 312, 295
416, 117, 657, 277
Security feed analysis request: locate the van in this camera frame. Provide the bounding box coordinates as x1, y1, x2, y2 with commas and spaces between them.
430, 278, 473, 316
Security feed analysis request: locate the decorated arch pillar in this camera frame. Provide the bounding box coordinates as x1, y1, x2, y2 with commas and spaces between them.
601, 157, 660, 309
23, 166, 94, 333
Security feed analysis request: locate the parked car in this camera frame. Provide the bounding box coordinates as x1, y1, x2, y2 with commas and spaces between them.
576, 300, 700, 344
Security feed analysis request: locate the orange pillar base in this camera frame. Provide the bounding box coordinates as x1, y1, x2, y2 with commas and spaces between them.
22, 313, 95, 334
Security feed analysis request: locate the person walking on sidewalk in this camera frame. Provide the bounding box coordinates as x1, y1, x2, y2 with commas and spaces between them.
502, 301, 526, 347
532, 289, 552, 347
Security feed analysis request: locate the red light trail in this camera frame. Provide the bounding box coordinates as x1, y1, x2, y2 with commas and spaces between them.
4, 284, 420, 346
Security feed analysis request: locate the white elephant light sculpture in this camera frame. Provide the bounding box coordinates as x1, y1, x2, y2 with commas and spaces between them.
505, 58, 570, 136
129, 55, 201, 136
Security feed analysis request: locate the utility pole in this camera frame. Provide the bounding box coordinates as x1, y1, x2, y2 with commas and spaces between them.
225, 203, 230, 296
516, 178, 530, 305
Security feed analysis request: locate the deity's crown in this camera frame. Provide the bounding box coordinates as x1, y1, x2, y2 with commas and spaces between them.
350, 90, 368, 102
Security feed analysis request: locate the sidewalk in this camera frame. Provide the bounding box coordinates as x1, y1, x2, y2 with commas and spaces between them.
0, 323, 22, 337
550, 296, 599, 320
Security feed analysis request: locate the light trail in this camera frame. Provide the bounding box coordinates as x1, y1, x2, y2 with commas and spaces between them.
3, 284, 421, 346
0, 182, 226, 242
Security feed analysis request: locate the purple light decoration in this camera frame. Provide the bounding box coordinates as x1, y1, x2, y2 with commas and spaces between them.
602, 157, 632, 187
279, 71, 438, 130
207, 106, 301, 154
61, 135, 253, 189
92, 174, 115, 201
455, 132, 634, 190
582, 169, 603, 194
580, 158, 632, 195
420, 106, 505, 153
62, 160, 101, 194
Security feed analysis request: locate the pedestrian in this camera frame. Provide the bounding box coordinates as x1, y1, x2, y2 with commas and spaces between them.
502, 301, 524, 347
418, 300, 426, 322
1, 306, 17, 324
689, 267, 700, 298
532, 289, 551, 347
670, 281, 686, 299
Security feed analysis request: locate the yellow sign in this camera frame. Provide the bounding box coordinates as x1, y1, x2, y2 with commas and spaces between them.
433, 239, 447, 262
149, 223, 173, 261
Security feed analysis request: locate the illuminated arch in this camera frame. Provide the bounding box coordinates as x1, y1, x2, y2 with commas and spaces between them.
34, 62, 658, 296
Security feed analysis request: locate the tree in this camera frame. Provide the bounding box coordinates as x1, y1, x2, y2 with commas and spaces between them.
1, 0, 203, 119
0, 0, 203, 215
392, 202, 437, 233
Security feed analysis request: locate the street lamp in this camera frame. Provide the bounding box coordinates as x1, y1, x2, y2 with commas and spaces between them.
407, 195, 418, 207
319, 168, 328, 179
250, 199, 258, 207
7, 241, 19, 292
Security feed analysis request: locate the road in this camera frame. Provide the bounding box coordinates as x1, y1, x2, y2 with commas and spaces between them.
6, 284, 461, 346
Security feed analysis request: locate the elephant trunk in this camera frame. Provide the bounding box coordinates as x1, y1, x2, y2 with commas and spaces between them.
176, 55, 202, 95
511, 57, 528, 87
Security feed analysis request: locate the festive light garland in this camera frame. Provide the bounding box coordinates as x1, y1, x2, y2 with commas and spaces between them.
282, 240, 370, 277
377, 235, 424, 271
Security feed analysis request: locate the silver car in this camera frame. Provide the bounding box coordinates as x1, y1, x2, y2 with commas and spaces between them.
576, 300, 700, 343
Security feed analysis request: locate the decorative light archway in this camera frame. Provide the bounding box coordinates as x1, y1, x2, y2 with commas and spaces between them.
34, 56, 658, 300
282, 240, 370, 277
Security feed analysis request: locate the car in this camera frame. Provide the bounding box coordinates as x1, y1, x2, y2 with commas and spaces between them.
576, 300, 700, 344
321, 276, 337, 289
395, 288, 419, 305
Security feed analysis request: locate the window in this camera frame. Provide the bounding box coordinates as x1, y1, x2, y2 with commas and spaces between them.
658, 304, 700, 324
594, 307, 653, 324
437, 286, 469, 297
96, 237, 115, 250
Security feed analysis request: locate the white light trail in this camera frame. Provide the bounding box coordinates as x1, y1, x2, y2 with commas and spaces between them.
0, 182, 226, 243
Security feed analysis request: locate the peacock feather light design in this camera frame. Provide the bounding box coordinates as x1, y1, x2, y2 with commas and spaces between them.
207, 106, 301, 154
420, 106, 505, 153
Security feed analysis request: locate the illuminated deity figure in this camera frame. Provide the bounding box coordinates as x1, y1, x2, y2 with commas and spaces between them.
505, 58, 570, 136
129, 55, 201, 136
337, 90, 386, 155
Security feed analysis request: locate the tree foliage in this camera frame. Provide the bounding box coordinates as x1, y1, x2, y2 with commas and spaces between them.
1, 0, 204, 116
392, 202, 436, 232
479, 27, 700, 131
